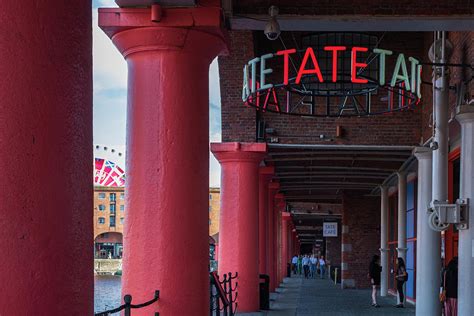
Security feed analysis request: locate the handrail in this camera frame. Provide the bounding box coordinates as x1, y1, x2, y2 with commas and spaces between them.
210, 271, 238, 316
95, 290, 160, 316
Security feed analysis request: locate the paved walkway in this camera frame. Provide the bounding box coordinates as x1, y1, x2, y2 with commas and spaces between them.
264, 276, 415, 316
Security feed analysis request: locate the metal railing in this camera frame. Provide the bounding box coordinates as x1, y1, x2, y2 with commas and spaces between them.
210, 271, 238, 316
95, 291, 160, 316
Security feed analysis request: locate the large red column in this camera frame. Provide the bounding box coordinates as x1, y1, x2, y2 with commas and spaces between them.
281, 212, 291, 280
0, 2, 93, 314
100, 7, 227, 315
259, 167, 274, 275
211, 142, 267, 313
267, 182, 280, 292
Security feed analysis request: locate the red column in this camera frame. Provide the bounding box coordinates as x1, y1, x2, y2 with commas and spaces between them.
259, 167, 274, 275
275, 194, 285, 286
211, 142, 267, 313
99, 7, 227, 315
281, 212, 291, 280
267, 182, 280, 292
0, 2, 93, 314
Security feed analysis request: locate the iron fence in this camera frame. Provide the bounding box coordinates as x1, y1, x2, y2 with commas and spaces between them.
95, 290, 160, 316
210, 271, 238, 315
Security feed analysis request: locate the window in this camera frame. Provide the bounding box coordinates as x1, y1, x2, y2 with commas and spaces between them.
209, 194, 212, 200
98, 217, 105, 224
98, 204, 105, 211
120, 193, 125, 200
98, 193, 106, 199
110, 204, 116, 213
209, 206, 212, 212
120, 205, 125, 211
110, 216, 116, 227
209, 219, 211, 225
120, 217, 124, 224
110, 193, 116, 202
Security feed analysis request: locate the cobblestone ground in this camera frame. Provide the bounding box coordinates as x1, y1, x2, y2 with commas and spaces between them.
265, 276, 416, 316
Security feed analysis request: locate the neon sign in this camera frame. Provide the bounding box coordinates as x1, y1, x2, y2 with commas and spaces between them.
242, 46, 422, 117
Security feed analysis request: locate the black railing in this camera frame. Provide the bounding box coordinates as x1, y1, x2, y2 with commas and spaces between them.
210, 271, 238, 316
95, 291, 160, 316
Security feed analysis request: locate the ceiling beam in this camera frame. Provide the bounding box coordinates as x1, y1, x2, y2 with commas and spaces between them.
230, 15, 474, 32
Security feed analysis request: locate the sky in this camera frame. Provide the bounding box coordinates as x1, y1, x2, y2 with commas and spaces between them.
92, 0, 222, 187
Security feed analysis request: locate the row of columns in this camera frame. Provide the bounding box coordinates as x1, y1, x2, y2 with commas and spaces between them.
211, 143, 298, 312
380, 116, 474, 316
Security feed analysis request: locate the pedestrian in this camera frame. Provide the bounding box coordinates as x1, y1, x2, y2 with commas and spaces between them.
302, 255, 310, 278
368, 255, 382, 308
395, 257, 408, 308
319, 255, 326, 279
297, 255, 303, 275
441, 256, 458, 316
310, 255, 317, 278
291, 255, 298, 274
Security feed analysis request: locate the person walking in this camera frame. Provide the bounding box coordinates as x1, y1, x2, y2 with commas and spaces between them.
310, 255, 317, 279
297, 255, 303, 275
368, 255, 382, 308
441, 257, 458, 316
319, 255, 326, 279
291, 255, 298, 274
302, 255, 310, 279
395, 257, 408, 308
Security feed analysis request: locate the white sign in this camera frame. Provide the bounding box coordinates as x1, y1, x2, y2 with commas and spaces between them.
323, 222, 338, 237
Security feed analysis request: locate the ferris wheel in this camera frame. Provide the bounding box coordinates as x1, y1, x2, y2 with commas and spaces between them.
94, 145, 126, 187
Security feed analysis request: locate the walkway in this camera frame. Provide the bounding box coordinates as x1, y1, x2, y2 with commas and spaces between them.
265, 276, 415, 316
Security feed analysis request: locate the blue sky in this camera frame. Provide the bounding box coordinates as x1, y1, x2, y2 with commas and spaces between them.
92, 0, 221, 187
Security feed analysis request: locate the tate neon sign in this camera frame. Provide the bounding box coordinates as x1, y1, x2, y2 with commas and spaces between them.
242, 46, 422, 117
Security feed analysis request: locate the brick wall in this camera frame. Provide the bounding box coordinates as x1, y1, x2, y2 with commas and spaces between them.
341, 194, 380, 289
209, 188, 220, 237
220, 31, 427, 145
219, 31, 256, 142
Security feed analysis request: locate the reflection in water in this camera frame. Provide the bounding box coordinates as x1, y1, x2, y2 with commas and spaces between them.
94, 275, 122, 313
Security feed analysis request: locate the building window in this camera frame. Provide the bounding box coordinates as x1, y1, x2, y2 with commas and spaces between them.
110, 204, 116, 214
120, 217, 124, 224
120, 193, 125, 200
98, 217, 105, 224
120, 205, 125, 212
209, 194, 212, 200
209, 206, 212, 212
110, 193, 116, 202
98, 204, 105, 211
110, 216, 116, 227
98, 193, 106, 199
209, 219, 211, 225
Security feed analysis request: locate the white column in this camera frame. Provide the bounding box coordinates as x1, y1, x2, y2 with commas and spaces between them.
380, 185, 389, 297
397, 171, 407, 261
414, 147, 440, 316
455, 105, 474, 315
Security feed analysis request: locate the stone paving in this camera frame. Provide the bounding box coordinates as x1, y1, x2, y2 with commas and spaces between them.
264, 276, 416, 316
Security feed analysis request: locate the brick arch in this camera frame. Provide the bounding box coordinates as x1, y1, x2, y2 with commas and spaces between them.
94, 231, 123, 244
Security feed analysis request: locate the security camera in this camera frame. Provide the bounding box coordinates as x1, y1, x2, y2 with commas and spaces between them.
264, 6, 280, 41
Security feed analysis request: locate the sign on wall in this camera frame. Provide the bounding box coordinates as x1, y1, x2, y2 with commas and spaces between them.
241, 40, 423, 117
323, 222, 338, 237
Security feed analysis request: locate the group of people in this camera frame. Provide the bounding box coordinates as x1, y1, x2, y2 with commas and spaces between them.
291, 254, 327, 279
368, 254, 458, 315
